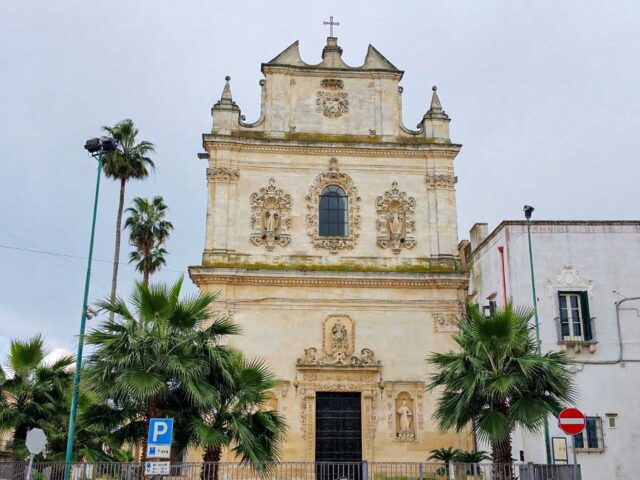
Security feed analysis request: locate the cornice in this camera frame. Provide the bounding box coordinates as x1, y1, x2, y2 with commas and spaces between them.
189, 266, 468, 290
202, 135, 461, 159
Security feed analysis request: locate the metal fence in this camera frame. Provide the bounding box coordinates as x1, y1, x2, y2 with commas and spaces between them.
0, 462, 581, 480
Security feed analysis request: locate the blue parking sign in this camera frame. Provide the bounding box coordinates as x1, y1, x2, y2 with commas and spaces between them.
147, 418, 173, 446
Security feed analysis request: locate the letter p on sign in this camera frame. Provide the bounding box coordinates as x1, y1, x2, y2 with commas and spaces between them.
147, 418, 174, 446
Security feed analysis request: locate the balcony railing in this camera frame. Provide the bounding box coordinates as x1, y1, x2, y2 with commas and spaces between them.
554, 316, 597, 352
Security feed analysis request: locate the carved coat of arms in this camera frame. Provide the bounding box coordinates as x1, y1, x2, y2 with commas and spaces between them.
316, 79, 349, 118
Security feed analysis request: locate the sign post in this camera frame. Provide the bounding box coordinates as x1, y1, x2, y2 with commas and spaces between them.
25, 429, 47, 480
146, 418, 174, 476
558, 408, 586, 480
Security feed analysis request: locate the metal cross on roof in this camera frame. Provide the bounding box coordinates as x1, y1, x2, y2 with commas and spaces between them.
323, 16, 340, 37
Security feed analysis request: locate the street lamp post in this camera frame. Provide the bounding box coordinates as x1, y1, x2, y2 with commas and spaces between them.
63, 137, 116, 480
524, 205, 552, 465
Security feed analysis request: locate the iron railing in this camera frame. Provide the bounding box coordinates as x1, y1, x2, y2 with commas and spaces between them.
0, 461, 581, 480
554, 316, 596, 344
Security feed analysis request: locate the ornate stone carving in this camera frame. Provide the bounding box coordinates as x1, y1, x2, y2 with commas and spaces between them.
425, 174, 457, 190
298, 347, 380, 368
545, 265, 594, 298
260, 391, 279, 412
206, 166, 239, 183
433, 312, 460, 333
321, 79, 344, 90
316, 79, 349, 118
323, 315, 354, 360
306, 158, 361, 253
297, 315, 380, 367
376, 181, 416, 253
249, 178, 292, 250
395, 392, 415, 441
416, 390, 425, 431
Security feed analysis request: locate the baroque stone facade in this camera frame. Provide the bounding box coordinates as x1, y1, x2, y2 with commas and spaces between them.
190, 36, 471, 461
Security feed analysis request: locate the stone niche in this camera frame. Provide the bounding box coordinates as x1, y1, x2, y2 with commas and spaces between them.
385, 382, 425, 442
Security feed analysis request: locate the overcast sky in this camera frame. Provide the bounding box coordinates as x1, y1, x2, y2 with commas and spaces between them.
1, 0, 638, 357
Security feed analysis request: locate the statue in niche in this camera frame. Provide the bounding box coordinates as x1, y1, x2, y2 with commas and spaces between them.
397, 400, 412, 432
332, 319, 348, 353
250, 178, 291, 250
395, 392, 415, 440
262, 197, 281, 238
376, 181, 416, 254
388, 202, 405, 239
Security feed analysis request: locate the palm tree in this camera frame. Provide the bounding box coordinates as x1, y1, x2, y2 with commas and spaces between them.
84, 277, 239, 464
102, 119, 155, 309
0, 335, 73, 458
427, 303, 575, 470
428, 447, 460, 475
41, 386, 130, 461
453, 450, 491, 463
177, 352, 286, 480
453, 450, 491, 476
124, 196, 173, 284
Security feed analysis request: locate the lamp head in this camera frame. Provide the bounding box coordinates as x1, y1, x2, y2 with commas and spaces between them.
100, 137, 117, 152
84, 138, 102, 154
523, 205, 535, 220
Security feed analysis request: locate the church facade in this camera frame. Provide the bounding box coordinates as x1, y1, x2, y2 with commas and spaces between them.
189, 37, 472, 461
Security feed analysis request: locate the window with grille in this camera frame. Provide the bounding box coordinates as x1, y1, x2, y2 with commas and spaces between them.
574, 416, 604, 452
558, 291, 593, 341
319, 185, 348, 237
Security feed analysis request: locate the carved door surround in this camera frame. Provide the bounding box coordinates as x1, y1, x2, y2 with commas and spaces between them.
297, 366, 380, 461
296, 314, 381, 460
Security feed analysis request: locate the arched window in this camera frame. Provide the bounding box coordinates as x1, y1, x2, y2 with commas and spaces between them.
319, 185, 348, 237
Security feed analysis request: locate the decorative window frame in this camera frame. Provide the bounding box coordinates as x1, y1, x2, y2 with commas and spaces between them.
249, 178, 292, 251
376, 181, 416, 253
306, 158, 361, 254
545, 266, 597, 353
575, 416, 605, 453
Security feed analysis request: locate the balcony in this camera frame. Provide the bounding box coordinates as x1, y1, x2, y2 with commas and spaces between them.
554, 316, 597, 353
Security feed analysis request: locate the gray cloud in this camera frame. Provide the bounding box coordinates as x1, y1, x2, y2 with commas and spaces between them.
1, 0, 638, 352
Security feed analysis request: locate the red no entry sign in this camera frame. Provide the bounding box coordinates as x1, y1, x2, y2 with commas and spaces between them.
558, 408, 586, 436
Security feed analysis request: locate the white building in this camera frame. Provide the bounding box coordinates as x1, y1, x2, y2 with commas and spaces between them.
463, 220, 640, 480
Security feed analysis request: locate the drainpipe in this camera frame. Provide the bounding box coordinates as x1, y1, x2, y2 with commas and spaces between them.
576, 296, 640, 365
498, 246, 507, 307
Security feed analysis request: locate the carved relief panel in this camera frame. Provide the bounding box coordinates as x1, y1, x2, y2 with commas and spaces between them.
249, 178, 292, 250
376, 181, 416, 253
316, 79, 349, 118
297, 315, 380, 367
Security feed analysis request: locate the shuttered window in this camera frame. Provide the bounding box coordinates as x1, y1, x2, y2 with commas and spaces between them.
574, 417, 604, 452
558, 291, 593, 341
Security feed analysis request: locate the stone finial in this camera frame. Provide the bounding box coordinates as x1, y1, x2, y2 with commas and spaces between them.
418, 85, 451, 140
213, 75, 239, 111
221, 76, 232, 100
426, 85, 448, 118
429, 86, 442, 112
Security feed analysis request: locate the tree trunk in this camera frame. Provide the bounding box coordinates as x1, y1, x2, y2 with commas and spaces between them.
201, 446, 221, 480
491, 436, 514, 480
109, 178, 127, 320
143, 243, 151, 285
